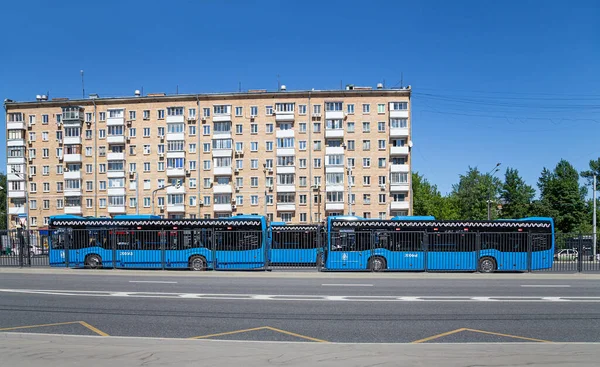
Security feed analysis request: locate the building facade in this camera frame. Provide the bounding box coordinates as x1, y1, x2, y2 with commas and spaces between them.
5, 85, 412, 229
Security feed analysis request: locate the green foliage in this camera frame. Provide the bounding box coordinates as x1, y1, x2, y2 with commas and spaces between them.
412, 172, 459, 220
580, 158, 600, 190
536, 159, 588, 233
500, 168, 535, 219
450, 167, 502, 220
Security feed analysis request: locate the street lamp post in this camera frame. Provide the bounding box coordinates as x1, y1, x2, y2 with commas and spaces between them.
263, 164, 269, 224
152, 184, 173, 216
487, 163, 501, 220
347, 167, 353, 216
593, 175, 597, 259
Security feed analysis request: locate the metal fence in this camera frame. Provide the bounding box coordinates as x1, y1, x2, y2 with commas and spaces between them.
0, 229, 598, 272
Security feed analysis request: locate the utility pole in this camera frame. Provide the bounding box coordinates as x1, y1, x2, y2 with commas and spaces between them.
135, 173, 139, 215
487, 163, 501, 220
594, 175, 597, 259
347, 167, 353, 215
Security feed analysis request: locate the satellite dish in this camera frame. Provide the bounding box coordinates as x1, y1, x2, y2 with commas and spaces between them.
408, 141, 413, 148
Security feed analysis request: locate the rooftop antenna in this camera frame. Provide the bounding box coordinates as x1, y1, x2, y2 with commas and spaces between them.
277, 74, 280, 91
400, 72, 403, 88
80, 70, 85, 98
340, 80, 343, 90
176, 85, 179, 95
239, 81, 241, 92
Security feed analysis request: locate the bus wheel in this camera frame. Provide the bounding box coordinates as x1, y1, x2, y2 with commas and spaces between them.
478, 257, 496, 273
85, 254, 102, 269
368, 257, 387, 272
189, 256, 206, 271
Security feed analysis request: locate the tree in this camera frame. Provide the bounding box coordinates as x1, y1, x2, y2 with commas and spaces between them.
580, 158, 600, 190
499, 168, 535, 219
0, 173, 6, 230
537, 159, 588, 233
450, 167, 502, 220
412, 172, 459, 220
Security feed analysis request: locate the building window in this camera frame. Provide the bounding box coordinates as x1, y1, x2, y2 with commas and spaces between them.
363, 176, 371, 185
363, 194, 371, 204
313, 122, 321, 133
391, 102, 408, 110
144, 162, 151, 172
251, 195, 259, 205
189, 160, 196, 170
266, 124, 273, 133
378, 140, 386, 150
235, 124, 243, 134
250, 106, 258, 117
377, 104, 385, 114
235, 106, 243, 116
143, 110, 150, 120
266, 141, 273, 151
86, 181, 94, 191
203, 108, 210, 117
363, 140, 370, 150
299, 159, 307, 168
86, 164, 93, 173
158, 110, 165, 119
362, 104, 370, 113
129, 110, 136, 120
299, 141, 307, 150
299, 123, 307, 133
265, 105, 273, 115
203, 143, 211, 153
299, 105, 307, 115
203, 125, 210, 135
99, 112, 106, 121
251, 142, 258, 151
313, 140, 321, 151
313, 158, 321, 168
378, 158, 386, 168
347, 104, 355, 114
363, 122, 370, 132
251, 124, 258, 134
379, 194, 386, 204
378, 121, 386, 132
188, 108, 196, 118
363, 158, 371, 168
313, 105, 321, 115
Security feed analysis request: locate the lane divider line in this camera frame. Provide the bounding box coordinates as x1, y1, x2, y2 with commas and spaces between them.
78, 321, 110, 337
411, 327, 551, 343
189, 326, 328, 343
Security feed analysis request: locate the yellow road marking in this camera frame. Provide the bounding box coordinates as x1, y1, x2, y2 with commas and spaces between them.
411, 328, 467, 343
411, 327, 551, 343
189, 326, 269, 339
189, 325, 328, 342
78, 321, 109, 337
264, 326, 328, 343
463, 328, 551, 343
0, 321, 81, 332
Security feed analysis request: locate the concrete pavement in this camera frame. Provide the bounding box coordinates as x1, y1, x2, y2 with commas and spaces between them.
1, 333, 599, 367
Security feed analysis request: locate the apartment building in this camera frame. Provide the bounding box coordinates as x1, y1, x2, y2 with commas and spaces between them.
4, 84, 412, 229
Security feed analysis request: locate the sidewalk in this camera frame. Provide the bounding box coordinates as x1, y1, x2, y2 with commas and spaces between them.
0, 333, 598, 367
2, 267, 600, 279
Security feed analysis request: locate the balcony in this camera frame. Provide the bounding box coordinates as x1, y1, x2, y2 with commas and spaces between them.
325, 166, 344, 173
64, 136, 82, 145
214, 166, 232, 176
213, 132, 232, 140
277, 203, 296, 211
391, 201, 410, 210
213, 113, 232, 122
107, 187, 126, 196
107, 170, 125, 178
7, 139, 25, 147
166, 168, 186, 177
276, 148, 295, 156
275, 111, 294, 122
7, 122, 25, 130
325, 129, 344, 138
64, 170, 82, 180
214, 203, 232, 212
390, 110, 409, 119
326, 202, 344, 211
107, 135, 125, 144
64, 188, 82, 197
166, 132, 185, 141
166, 186, 186, 195
64, 206, 82, 215
275, 129, 295, 138
108, 206, 126, 214
325, 111, 344, 120
9, 207, 26, 215
166, 151, 186, 159
390, 182, 410, 192
325, 146, 344, 155
64, 154, 82, 163
212, 149, 233, 158
390, 127, 409, 137
276, 184, 295, 193
107, 117, 125, 126
390, 146, 409, 155
7, 173, 25, 181
107, 152, 125, 161
325, 185, 344, 192
8, 190, 26, 198
167, 204, 186, 212
8, 157, 25, 165
390, 164, 410, 173
213, 184, 232, 194
166, 115, 185, 124
276, 166, 295, 174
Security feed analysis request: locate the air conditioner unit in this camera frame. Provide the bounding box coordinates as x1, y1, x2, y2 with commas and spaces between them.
185, 170, 190, 175
28, 174, 34, 179
126, 120, 132, 126
313, 113, 321, 117
231, 198, 236, 204
158, 205, 164, 209
129, 170, 135, 176
379, 184, 386, 190
234, 168, 239, 173
64, 167, 69, 172
57, 139, 63, 144
232, 205, 237, 210
235, 150, 243, 155
267, 168, 273, 174
235, 187, 240, 192
158, 134, 164, 139
86, 121, 92, 125
28, 122, 33, 127
187, 117, 196, 122
58, 156, 63, 161
28, 141, 32, 146
158, 152, 164, 157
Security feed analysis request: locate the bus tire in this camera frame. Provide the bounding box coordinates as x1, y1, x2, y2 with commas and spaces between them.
368, 257, 387, 272
85, 254, 102, 269
189, 256, 207, 271
478, 257, 496, 273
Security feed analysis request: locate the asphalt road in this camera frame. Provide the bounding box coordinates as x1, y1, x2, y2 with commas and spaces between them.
1, 271, 600, 343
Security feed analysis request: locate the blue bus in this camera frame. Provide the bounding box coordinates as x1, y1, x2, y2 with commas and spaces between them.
268, 223, 324, 266
324, 215, 554, 272
48, 214, 268, 270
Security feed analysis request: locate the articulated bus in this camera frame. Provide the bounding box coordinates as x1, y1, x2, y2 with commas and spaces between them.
324, 215, 554, 272
268, 222, 324, 266
48, 214, 268, 270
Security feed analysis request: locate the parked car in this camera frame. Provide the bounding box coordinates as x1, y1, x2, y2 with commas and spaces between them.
554, 249, 578, 261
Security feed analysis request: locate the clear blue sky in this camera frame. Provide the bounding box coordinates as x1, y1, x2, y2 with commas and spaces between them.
2, 0, 599, 196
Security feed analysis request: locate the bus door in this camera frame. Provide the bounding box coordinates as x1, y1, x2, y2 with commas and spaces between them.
213, 227, 265, 269
113, 229, 162, 269
327, 229, 369, 270
427, 230, 477, 271
378, 230, 426, 271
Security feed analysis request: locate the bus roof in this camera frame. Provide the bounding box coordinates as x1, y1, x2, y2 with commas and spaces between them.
113, 215, 162, 220
392, 216, 436, 221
